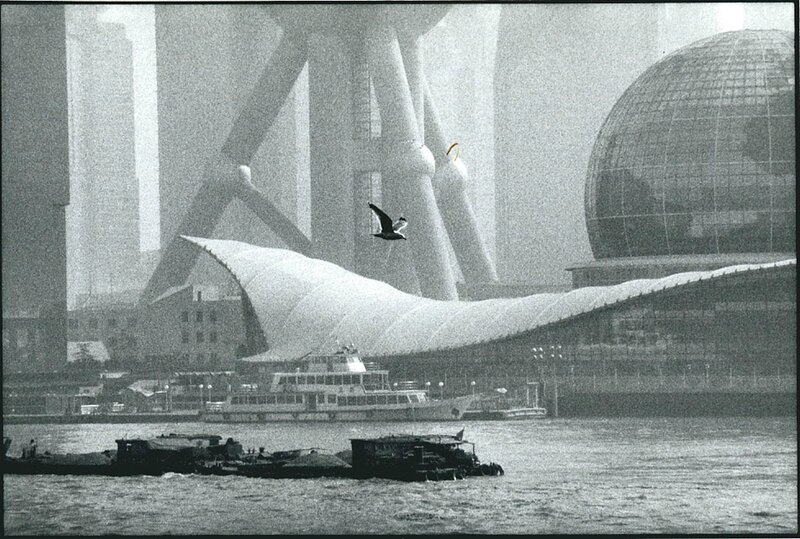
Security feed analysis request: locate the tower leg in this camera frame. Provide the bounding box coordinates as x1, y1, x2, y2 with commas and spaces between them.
366, 25, 457, 301
140, 31, 310, 305
424, 78, 498, 283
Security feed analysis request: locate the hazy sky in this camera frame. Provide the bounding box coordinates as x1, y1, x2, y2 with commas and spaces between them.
68, 2, 793, 260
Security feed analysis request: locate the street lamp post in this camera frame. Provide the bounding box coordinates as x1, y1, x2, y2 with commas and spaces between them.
470, 380, 476, 395
438, 381, 444, 400
199, 384, 205, 409
164, 384, 170, 413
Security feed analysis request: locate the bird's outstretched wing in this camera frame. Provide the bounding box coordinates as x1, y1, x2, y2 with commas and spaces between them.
393, 219, 407, 233
368, 203, 393, 233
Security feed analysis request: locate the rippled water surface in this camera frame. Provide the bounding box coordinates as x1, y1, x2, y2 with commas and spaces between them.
4, 417, 797, 535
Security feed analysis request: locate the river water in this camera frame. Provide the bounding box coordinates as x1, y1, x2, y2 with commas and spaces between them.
3, 417, 797, 535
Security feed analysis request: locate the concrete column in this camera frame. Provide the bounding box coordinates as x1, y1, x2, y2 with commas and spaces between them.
425, 79, 498, 283
398, 35, 424, 140
222, 29, 310, 165
308, 32, 355, 270
144, 21, 310, 305
366, 24, 457, 300
140, 181, 233, 304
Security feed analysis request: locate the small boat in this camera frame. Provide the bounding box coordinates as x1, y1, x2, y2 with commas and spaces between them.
202, 346, 478, 423
463, 382, 547, 420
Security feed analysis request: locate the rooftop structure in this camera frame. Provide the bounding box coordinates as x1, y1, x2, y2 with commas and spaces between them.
182, 235, 794, 362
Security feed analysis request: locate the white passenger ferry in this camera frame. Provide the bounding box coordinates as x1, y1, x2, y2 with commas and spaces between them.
202, 347, 478, 423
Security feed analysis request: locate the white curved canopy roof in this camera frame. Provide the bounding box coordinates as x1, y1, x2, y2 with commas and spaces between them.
183, 236, 796, 361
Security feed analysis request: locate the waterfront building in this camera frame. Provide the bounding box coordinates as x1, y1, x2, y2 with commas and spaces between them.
68, 301, 140, 367
139, 284, 246, 369
183, 236, 796, 416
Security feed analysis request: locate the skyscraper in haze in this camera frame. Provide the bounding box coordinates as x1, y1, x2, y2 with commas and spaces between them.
66, 7, 139, 304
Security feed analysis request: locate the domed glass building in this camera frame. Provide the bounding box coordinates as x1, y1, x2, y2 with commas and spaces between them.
585, 29, 795, 260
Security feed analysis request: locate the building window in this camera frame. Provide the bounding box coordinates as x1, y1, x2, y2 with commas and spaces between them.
196, 331, 204, 343
196, 311, 203, 323
209, 310, 217, 323
109, 337, 118, 348
108, 318, 118, 329
128, 317, 137, 327
210, 331, 218, 343
196, 353, 205, 363
68, 319, 78, 330
88, 318, 98, 330
181, 331, 189, 344
181, 311, 189, 323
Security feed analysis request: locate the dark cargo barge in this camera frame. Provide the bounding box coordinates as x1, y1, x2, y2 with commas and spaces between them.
3, 431, 502, 482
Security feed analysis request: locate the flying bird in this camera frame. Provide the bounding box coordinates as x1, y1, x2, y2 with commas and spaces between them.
369, 203, 407, 240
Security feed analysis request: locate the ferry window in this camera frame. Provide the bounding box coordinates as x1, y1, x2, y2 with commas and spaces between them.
409, 395, 420, 403
294, 395, 302, 404
328, 395, 336, 404
325, 375, 334, 385
357, 396, 366, 406
287, 375, 297, 384
276, 395, 285, 404
258, 396, 267, 405
378, 395, 387, 405
405, 395, 412, 403
391, 395, 399, 404
346, 396, 355, 406
268, 395, 276, 404
317, 394, 324, 404
232, 396, 240, 405
367, 396, 377, 405
334, 375, 343, 385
